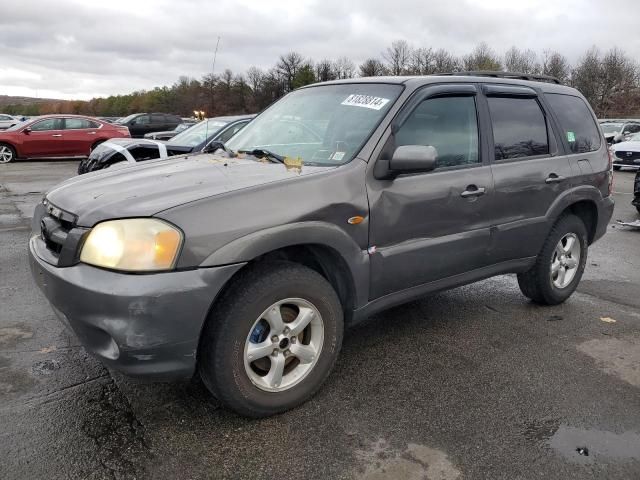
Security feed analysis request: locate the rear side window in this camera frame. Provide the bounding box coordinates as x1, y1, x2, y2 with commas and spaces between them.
64, 118, 100, 129
545, 93, 601, 153
395, 96, 479, 168
488, 97, 549, 160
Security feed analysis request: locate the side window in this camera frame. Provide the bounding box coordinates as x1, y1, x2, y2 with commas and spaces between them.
64, 118, 98, 129
626, 124, 640, 134
395, 96, 479, 168
545, 93, 600, 154
0, 115, 10, 121
30, 118, 62, 131
487, 97, 549, 160
129, 146, 161, 161
218, 122, 247, 143
151, 114, 165, 124
133, 115, 150, 125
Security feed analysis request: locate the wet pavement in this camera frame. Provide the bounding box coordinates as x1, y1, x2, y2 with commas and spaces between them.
1, 161, 639, 479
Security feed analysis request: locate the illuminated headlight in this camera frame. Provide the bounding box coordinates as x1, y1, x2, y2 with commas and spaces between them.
80, 218, 183, 271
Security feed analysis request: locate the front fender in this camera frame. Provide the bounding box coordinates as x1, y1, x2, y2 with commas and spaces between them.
200, 221, 370, 308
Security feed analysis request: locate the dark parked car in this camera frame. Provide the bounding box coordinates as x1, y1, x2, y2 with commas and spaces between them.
114, 113, 182, 138
30, 74, 613, 417
144, 122, 193, 140
77, 115, 254, 173
0, 115, 130, 163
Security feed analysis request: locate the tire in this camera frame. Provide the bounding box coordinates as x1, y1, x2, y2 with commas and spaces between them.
198, 261, 344, 418
517, 214, 588, 305
613, 165, 621, 171
0, 143, 16, 163
636, 206, 640, 215
90, 140, 106, 153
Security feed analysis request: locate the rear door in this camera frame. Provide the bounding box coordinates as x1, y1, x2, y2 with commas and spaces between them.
22, 118, 66, 157
368, 84, 495, 299
129, 115, 151, 137
480, 84, 572, 262
62, 117, 102, 156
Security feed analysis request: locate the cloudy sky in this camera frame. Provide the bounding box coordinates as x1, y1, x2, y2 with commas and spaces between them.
2, 0, 639, 100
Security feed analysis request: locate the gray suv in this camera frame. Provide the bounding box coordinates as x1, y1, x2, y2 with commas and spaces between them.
29, 74, 614, 417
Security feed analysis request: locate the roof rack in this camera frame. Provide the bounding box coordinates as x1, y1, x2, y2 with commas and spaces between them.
438, 71, 561, 85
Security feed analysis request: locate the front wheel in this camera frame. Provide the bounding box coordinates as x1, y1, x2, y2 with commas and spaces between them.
0, 143, 16, 163
517, 214, 588, 305
198, 261, 343, 417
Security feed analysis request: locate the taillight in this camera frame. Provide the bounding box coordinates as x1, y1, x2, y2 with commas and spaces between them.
606, 147, 614, 196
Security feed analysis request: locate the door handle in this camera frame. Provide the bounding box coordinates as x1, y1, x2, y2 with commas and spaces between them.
545, 173, 566, 184
460, 186, 486, 198
87, 131, 97, 135
51, 134, 62, 137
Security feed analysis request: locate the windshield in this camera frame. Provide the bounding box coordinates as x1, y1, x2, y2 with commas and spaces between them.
601, 123, 622, 134
226, 83, 403, 165
168, 119, 229, 147
628, 133, 640, 142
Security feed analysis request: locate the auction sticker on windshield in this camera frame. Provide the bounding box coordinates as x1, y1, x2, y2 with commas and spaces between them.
341, 94, 390, 110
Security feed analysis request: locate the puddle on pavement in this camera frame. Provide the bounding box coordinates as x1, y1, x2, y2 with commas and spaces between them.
549, 425, 640, 464
577, 336, 640, 387
0, 325, 34, 347
0, 356, 37, 395
355, 438, 461, 480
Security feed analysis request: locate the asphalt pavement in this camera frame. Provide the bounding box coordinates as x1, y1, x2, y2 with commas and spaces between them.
1, 161, 639, 480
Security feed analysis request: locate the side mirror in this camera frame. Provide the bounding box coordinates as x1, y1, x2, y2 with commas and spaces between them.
389, 145, 438, 172
23, 127, 31, 134
374, 145, 438, 180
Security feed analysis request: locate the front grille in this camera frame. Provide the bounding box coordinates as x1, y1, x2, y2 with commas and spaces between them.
37, 201, 87, 267
615, 150, 640, 162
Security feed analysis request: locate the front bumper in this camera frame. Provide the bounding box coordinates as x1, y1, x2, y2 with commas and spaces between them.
29, 235, 244, 380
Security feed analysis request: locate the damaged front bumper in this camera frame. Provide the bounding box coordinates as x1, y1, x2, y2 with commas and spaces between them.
29, 235, 244, 380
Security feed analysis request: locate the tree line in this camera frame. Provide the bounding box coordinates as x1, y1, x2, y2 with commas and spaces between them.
4, 41, 640, 119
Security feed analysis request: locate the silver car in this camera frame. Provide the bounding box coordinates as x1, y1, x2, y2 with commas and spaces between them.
0, 114, 22, 130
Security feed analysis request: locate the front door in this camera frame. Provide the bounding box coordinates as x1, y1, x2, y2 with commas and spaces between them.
368, 85, 495, 300
22, 118, 65, 157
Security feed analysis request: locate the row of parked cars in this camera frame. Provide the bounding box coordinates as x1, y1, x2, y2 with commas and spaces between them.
0, 112, 253, 171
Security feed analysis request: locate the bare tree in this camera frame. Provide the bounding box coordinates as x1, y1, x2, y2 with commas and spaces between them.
463, 42, 502, 71
432, 49, 460, 73
315, 59, 336, 82
541, 50, 570, 83
333, 56, 356, 79
408, 47, 435, 75
598, 47, 638, 116
276, 51, 305, 92
504, 47, 540, 74
359, 58, 386, 77
246, 66, 264, 92
571, 47, 603, 110
383, 40, 412, 75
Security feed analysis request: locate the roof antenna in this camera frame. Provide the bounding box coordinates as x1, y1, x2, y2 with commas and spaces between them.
206, 36, 221, 148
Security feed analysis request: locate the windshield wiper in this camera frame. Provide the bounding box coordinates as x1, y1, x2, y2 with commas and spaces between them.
238, 148, 285, 164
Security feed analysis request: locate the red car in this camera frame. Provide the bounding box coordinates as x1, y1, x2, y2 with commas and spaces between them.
0, 115, 130, 163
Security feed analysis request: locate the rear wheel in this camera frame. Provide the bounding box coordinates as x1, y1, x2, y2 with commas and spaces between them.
517, 214, 588, 305
198, 261, 343, 417
0, 143, 16, 163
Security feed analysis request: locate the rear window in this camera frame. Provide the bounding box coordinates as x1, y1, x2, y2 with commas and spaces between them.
487, 97, 549, 160
545, 93, 601, 153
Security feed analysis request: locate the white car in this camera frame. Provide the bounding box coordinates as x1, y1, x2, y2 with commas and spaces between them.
611, 132, 640, 170
0, 114, 21, 130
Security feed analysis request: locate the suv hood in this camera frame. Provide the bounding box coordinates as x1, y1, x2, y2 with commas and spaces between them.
46, 154, 334, 227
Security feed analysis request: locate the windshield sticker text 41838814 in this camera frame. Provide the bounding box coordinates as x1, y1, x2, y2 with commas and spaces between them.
341, 94, 390, 110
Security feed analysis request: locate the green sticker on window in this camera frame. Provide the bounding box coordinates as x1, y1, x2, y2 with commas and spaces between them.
567, 131, 576, 142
